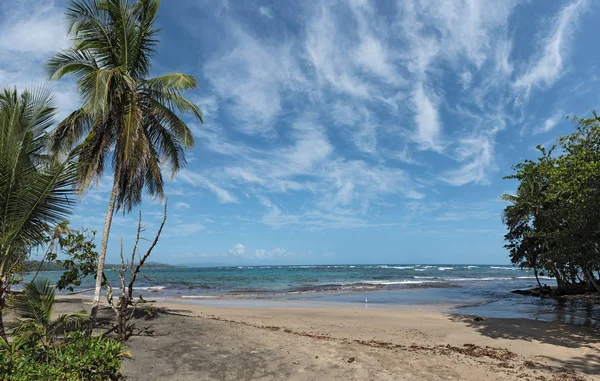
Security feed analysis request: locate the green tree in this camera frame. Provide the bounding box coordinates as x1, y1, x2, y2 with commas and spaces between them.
11, 279, 89, 348
503, 113, 600, 294
0, 88, 77, 340
47, 0, 203, 323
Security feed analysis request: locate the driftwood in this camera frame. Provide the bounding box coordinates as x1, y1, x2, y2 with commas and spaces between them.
104, 201, 167, 341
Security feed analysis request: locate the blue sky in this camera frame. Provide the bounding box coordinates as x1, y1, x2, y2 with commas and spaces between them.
1, 0, 600, 265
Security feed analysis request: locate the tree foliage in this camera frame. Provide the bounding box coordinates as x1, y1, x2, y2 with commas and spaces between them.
10, 279, 89, 348
47, 0, 203, 323
0, 87, 77, 339
503, 113, 600, 293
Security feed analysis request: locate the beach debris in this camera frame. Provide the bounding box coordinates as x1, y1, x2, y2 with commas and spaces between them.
473, 316, 484, 322
347, 357, 355, 363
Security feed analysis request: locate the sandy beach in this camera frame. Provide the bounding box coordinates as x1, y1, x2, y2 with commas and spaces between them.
52, 297, 599, 380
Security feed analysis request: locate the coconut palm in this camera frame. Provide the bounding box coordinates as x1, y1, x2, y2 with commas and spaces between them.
11, 278, 88, 347
0, 87, 77, 340
30, 221, 71, 283
47, 0, 203, 323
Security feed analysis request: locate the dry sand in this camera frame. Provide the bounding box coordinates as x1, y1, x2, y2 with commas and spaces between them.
53, 298, 599, 381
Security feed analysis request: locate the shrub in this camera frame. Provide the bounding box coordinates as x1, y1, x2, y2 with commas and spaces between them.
0, 332, 128, 380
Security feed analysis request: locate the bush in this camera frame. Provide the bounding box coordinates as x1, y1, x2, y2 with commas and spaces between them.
0, 332, 128, 380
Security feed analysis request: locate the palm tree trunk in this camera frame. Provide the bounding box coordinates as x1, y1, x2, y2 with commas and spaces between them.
90, 178, 119, 326
31, 241, 54, 283
0, 308, 6, 342
0, 282, 6, 342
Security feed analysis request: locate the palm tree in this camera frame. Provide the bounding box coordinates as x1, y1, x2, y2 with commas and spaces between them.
11, 278, 88, 347
0, 87, 77, 340
47, 0, 202, 323
30, 221, 71, 283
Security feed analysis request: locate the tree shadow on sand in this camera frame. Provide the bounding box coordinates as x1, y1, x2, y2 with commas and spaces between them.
543, 351, 600, 376
448, 314, 600, 349
448, 314, 600, 375
94, 305, 193, 339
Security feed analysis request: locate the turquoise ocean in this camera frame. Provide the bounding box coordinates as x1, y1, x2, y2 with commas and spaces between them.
29, 264, 600, 326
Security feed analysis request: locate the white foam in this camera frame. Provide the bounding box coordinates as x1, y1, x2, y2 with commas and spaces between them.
132, 286, 166, 291
361, 280, 441, 285
414, 269, 426, 272
180, 295, 217, 299
464, 266, 479, 269
447, 277, 512, 281
438, 267, 454, 271
490, 266, 518, 270
516, 276, 554, 280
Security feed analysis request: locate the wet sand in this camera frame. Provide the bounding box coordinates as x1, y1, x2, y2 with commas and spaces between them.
53, 297, 599, 380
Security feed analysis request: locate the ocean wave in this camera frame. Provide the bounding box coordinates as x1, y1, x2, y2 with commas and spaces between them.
438, 267, 454, 271
490, 266, 518, 270
464, 266, 479, 269
516, 276, 554, 280
132, 286, 166, 291
414, 269, 426, 272
360, 280, 441, 285
180, 295, 217, 299
446, 277, 513, 282
414, 276, 437, 279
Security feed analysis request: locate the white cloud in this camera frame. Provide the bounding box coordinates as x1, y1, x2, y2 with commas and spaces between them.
331, 103, 377, 154
175, 201, 191, 210
165, 222, 205, 237
0, 1, 79, 120
0, 2, 68, 55
226, 243, 294, 259
440, 133, 496, 186
253, 247, 291, 259
514, 0, 588, 96
413, 83, 443, 152
204, 26, 305, 134
305, 6, 371, 97
258, 6, 273, 19
228, 243, 246, 256
178, 170, 239, 203
534, 112, 564, 135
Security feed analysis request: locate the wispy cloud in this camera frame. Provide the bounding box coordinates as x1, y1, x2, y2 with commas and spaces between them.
258, 6, 273, 19
514, 0, 589, 97
534, 112, 564, 135
175, 201, 192, 210
412, 82, 443, 152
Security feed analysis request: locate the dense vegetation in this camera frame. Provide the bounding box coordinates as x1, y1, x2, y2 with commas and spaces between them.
503, 114, 600, 295
0, 279, 127, 380
1, 332, 126, 380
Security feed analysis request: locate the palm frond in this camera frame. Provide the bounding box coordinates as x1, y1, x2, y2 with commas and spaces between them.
0, 87, 77, 255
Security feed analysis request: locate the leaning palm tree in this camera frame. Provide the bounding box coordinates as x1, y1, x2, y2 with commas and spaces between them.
47, 0, 202, 323
0, 87, 77, 340
11, 278, 89, 347
30, 221, 71, 283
